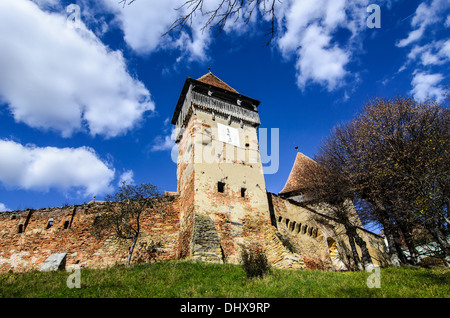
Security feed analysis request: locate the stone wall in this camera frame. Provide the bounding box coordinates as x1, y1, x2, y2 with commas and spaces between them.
0, 190, 389, 273
190, 213, 224, 263
268, 193, 390, 269
176, 113, 196, 259
0, 196, 180, 272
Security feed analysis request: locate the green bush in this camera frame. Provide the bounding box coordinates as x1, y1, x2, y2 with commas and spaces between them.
240, 248, 270, 278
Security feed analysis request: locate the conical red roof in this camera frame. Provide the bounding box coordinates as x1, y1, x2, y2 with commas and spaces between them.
279, 152, 319, 195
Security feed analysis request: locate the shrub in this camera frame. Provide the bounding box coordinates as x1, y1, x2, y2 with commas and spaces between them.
419, 256, 446, 268
240, 248, 270, 278
303, 256, 326, 270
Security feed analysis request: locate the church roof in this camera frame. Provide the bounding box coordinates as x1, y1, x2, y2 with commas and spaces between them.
279, 151, 319, 196
172, 71, 260, 125
196, 71, 239, 94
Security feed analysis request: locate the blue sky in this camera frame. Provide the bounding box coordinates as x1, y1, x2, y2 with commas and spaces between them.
0, 0, 448, 212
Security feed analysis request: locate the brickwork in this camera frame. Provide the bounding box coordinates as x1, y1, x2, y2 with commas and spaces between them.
0, 191, 389, 272
0, 196, 180, 272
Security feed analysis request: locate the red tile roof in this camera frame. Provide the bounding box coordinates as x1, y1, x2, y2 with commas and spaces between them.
279, 152, 319, 195
196, 71, 239, 94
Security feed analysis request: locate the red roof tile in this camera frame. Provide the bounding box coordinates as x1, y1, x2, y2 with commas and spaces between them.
279, 152, 319, 195
196, 71, 239, 94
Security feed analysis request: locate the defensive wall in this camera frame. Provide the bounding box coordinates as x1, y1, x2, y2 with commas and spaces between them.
0, 192, 389, 273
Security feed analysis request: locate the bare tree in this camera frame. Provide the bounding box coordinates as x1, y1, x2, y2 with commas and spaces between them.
306, 96, 449, 266
355, 97, 449, 264
92, 182, 163, 266
120, 0, 279, 45
301, 150, 373, 270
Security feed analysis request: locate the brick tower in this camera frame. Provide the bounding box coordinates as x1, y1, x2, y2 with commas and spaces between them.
172, 71, 272, 263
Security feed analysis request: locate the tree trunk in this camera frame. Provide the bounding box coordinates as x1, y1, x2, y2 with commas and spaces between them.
397, 220, 419, 265
126, 234, 139, 266
344, 223, 362, 270
381, 219, 405, 266
427, 219, 450, 266
352, 231, 373, 269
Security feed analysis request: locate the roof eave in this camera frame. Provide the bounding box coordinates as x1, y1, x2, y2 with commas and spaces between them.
171, 77, 261, 125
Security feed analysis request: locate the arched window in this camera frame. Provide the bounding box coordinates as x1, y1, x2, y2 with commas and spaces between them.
327, 237, 339, 258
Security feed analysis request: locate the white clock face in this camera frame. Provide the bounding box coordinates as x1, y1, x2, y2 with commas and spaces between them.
217, 122, 239, 147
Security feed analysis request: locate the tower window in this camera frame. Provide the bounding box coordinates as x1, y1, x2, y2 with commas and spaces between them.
241, 188, 246, 198
63, 220, 70, 230
218, 182, 225, 193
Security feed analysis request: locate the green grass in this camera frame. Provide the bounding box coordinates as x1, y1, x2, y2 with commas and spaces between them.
0, 261, 449, 298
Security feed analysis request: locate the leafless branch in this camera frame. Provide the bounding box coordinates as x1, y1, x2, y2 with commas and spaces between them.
121, 0, 278, 45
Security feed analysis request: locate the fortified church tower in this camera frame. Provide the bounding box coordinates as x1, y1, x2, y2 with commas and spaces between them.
172, 71, 272, 263
0, 72, 389, 272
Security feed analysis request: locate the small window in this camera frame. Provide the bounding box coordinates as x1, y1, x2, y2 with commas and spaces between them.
218, 182, 225, 193
302, 225, 307, 234
241, 187, 246, 198
290, 221, 296, 231
63, 220, 70, 229
46, 218, 54, 229
17, 224, 23, 234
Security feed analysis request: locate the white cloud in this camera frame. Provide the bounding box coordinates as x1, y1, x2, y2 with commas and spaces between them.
0, 140, 115, 197
397, 26, 425, 48
406, 40, 450, 66
148, 119, 176, 152
31, 0, 60, 8
150, 135, 176, 152
277, 0, 349, 55
276, 0, 360, 91
95, 0, 372, 92
0, 0, 154, 138
100, 0, 212, 62
118, 170, 135, 187
0, 203, 11, 212
295, 24, 349, 91
397, 0, 450, 47
410, 72, 445, 103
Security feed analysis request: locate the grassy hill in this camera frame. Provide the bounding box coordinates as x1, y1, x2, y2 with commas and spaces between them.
1, 260, 449, 298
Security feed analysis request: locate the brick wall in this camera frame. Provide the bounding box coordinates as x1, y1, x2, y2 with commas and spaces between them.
0, 196, 180, 272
